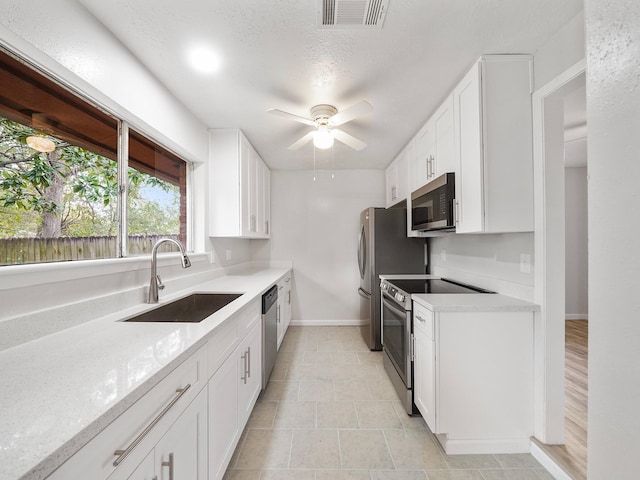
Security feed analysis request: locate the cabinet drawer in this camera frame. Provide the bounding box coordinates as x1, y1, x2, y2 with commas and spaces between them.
207, 299, 260, 377
413, 302, 434, 340
49, 345, 207, 480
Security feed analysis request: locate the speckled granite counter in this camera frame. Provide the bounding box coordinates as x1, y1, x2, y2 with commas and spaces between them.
0, 265, 291, 480
412, 292, 539, 312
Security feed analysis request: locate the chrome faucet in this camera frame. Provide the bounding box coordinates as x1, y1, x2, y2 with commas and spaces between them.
148, 238, 191, 303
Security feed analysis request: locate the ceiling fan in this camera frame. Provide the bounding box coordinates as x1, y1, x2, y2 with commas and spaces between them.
267, 100, 373, 151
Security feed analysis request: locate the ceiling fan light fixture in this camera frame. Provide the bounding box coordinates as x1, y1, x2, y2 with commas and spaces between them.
313, 126, 334, 149
25, 135, 55, 153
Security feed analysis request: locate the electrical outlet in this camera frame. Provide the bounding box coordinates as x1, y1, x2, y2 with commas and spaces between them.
441, 249, 447, 262
520, 254, 531, 274
225, 249, 232, 261
209, 251, 215, 264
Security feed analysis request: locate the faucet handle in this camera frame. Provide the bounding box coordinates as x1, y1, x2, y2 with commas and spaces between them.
156, 275, 165, 290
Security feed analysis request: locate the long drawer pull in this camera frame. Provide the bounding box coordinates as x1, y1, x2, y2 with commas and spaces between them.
416, 314, 426, 323
113, 384, 191, 467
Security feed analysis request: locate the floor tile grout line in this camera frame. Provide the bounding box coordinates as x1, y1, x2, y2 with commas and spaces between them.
381, 429, 399, 471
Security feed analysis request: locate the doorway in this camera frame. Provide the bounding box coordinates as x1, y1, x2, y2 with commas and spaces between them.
531, 61, 587, 480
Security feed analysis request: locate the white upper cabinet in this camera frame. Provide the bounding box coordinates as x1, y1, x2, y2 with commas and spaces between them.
209, 129, 271, 238
385, 140, 413, 208
453, 55, 534, 234
413, 94, 455, 191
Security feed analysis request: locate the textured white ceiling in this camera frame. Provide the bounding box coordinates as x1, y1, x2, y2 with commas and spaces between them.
80, 0, 582, 170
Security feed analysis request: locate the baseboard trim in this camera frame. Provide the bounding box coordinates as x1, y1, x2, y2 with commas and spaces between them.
435, 434, 531, 455
530, 439, 574, 480
565, 314, 588, 320
289, 319, 365, 327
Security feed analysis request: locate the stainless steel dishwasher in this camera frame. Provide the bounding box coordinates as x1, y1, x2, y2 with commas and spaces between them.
261, 285, 278, 389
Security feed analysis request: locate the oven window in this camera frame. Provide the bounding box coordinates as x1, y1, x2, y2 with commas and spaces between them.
382, 296, 407, 383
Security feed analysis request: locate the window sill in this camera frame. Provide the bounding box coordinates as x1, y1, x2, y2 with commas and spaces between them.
0, 252, 210, 291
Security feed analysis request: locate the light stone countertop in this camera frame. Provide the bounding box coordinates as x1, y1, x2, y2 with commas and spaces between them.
412, 292, 539, 312
379, 275, 539, 312
0, 265, 291, 480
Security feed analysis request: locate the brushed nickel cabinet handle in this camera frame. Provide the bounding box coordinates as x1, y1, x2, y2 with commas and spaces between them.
247, 346, 251, 378
161, 453, 174, 480
241, 352, 248, 384
113, 385, 191, 467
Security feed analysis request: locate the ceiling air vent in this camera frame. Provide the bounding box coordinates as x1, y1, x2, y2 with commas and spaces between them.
319, 0, 389, 29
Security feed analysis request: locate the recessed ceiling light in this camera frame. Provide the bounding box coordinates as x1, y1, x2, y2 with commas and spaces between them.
187, 46, 222, 74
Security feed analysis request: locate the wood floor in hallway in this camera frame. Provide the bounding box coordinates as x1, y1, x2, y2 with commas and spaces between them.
539, 320, 588, 480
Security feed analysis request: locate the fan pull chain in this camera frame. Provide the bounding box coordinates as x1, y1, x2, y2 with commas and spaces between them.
313, 145, 316, 182
331, 143, 335, 179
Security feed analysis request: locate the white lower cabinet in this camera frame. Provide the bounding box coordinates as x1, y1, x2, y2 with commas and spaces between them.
113, 389, 208, 480
412, 304, 436, 430
125, 451, 155, 480
47, 295, 268, 480
276, 274, 292, 349
209, 320, 262, 480
48, 346, 208, 480
412, 300, 534, 454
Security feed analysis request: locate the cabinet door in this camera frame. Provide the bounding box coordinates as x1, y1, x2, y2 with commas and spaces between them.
453, 61, 484, 233
248, 147, 260, 236
414, 324, 436, 432
240, 134, 253, 236
283, 277, 292, 333
415, 119, 435, 188
397, 141, 412, 201
262, 163, 271, 237
276, 282, 285, 350
155, 389, 207, 480
433, 95, 455, 176
238, 322, 262, 426
208, 350, 240, 480
385, 161, 397, 208
112, 450, 155, 480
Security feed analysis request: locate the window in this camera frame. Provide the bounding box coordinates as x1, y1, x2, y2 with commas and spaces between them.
0, 49, 188, 266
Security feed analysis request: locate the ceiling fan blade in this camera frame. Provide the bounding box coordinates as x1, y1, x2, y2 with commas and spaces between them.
329, 100, 373, 127
332, 129, 367, 151
267, 108, 315, 126
288, 131, 316, 150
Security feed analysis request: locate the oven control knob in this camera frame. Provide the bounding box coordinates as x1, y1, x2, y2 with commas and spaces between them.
395, 293, 405, 303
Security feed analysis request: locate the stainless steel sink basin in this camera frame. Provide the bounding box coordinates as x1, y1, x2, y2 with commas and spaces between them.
124, 293, 243, 323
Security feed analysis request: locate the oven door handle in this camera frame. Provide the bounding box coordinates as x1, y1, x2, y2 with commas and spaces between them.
382, 296, 409, 318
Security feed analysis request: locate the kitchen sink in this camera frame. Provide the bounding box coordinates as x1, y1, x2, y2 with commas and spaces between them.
124, 293, 243, 323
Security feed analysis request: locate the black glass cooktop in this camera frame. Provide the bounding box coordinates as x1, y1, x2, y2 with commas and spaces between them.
389, 278, 494, 295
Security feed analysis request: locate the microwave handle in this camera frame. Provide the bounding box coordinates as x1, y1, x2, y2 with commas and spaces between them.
453, 199, 459, 226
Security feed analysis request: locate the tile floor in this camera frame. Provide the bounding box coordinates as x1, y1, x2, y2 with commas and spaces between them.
224, 326, 553, 480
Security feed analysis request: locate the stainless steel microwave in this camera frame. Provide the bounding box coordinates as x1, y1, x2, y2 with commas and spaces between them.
410, 172, 456, 232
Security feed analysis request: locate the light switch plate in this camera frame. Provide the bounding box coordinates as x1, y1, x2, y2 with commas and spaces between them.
520, 254, 531, 273
225, 249, 232, 261
209, 251, 215, 264
441, 249, 447, 262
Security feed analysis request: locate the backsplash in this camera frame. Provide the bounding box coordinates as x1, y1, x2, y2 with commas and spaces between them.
430, 232, 535, 301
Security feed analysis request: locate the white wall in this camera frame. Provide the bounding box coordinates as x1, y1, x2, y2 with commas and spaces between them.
585, 0, 640, 477
429, 233, 535, 301
252, 170, 385, 322
565, 166, 588, 319
534, 11, 585, 90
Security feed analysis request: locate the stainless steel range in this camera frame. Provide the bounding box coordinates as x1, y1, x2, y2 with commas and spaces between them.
380, 276, 494, 415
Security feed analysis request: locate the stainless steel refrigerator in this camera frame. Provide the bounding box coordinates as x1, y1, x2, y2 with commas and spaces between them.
357, 207, 425, 350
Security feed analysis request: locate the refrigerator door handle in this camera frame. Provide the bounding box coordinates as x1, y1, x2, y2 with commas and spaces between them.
357, 226, 366, 279
358, 288, 370, 298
